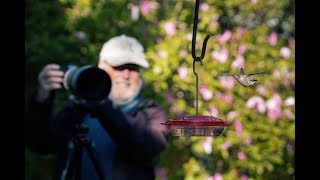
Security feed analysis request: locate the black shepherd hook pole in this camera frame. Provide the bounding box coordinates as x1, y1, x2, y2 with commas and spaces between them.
192, 0, 211, 115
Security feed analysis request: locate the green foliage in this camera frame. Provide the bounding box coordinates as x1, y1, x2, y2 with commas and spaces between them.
26, 0, 294, 179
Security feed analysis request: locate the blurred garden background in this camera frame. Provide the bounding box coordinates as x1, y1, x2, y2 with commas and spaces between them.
25, 0, 295, 179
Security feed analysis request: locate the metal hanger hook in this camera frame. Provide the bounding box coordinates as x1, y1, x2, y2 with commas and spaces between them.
191, 0, 212, 115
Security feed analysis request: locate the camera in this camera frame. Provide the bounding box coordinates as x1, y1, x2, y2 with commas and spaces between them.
60, 64, 112, 102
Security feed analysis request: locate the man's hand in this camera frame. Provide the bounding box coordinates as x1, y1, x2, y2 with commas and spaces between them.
36, 64, 64, 103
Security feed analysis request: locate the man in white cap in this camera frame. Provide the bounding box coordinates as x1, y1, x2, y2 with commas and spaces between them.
25, 34, 169, 180
98, 34, 150, 108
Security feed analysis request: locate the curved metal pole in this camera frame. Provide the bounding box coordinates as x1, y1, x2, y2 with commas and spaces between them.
193, 60, 199, 115
191, 0, 212, 115
191, 0, 201, 62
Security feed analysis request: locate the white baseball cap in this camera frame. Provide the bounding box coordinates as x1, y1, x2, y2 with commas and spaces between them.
99, 35, 150, 68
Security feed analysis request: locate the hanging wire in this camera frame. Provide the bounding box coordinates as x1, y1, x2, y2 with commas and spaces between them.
192, 0, 212, 115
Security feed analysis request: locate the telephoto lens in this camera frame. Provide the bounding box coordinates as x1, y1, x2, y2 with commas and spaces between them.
60, 64, 112, 102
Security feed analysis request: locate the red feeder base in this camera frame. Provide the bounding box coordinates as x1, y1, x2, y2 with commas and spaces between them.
161, 115, 232, 137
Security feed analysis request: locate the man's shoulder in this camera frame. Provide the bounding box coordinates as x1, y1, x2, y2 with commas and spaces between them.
137, 98, 159, 109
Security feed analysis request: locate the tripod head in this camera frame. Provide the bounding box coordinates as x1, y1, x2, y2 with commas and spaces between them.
65, 95, 106, 123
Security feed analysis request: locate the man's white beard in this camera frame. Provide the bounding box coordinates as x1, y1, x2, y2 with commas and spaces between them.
108, 77, 143, 106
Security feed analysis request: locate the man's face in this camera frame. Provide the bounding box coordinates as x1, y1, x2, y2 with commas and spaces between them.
101, 63, 143, 105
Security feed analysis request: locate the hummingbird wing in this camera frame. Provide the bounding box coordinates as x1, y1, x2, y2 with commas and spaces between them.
240, 68, 245, 75
247, 72, 265, 80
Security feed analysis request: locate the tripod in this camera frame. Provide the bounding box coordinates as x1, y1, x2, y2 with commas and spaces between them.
60, 99, 107, 180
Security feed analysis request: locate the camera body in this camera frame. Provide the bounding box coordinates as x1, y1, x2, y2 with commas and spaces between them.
60, 64, 112, 102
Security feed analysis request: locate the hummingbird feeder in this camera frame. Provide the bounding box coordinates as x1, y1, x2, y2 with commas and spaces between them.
161, 0, 232, 137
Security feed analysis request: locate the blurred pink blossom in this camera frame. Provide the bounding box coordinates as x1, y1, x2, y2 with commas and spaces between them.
155, 36, 162, 44
210, 18, 219, 28
209, 105, 219, 117
283, 108, 294, 120
266, 94, 282, 120
267, 108, 281, 120
219, 76, 235, 90
280, 47, 291, 59
236, 26, 246, 39
238, 45, 247, 55
129, 4, 139, 21
224, 94, 233, 105
180, 50, 188, 58
177, 91, 184, 99
285, 96, 295, 106
267, 94, 282, 108
273, 69, 281, 78
166, 91, 174, 105
251, 0, 259, 4
283, 73, 291, 87
227, 111, 239, 121
209, 172, 223, 180
244, 137, 253, 146
235, 121, 243, 138
170, 106, 183, 116
268, 32, 278, 46
155, 168, 167, 180
216, 91, 233, 104
219, 30, 232, 44
246, 95, 266, 113
237, 152, 247, 160
177, 66, 188, 80
157, 50, 168, 58
241, 174, 249, 180
221, 141, 232, 150
289, 37, 295, 49
232, 55, 245, 69
257, 85, 267, 96
164, 21, 176, 36
139, 0, 152, 16
199, 85, 213, 101
212, 48, 229, 63
202, 137, 213, 154
216, 91, 224, 100
200, 3, 210, 11
186, 33, 193, 41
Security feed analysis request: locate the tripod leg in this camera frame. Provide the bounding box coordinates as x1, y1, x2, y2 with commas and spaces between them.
60, 141, 75, 180
84, 140, 107, 180
74, 137, 83, 180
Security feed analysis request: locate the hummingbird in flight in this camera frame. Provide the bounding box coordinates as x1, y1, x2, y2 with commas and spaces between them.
225, 68, 265, 87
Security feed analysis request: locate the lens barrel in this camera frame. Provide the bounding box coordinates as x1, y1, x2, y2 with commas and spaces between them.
62, 64, 111, 101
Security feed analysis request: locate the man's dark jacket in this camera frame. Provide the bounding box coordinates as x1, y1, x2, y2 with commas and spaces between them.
25, 89, 169, 180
